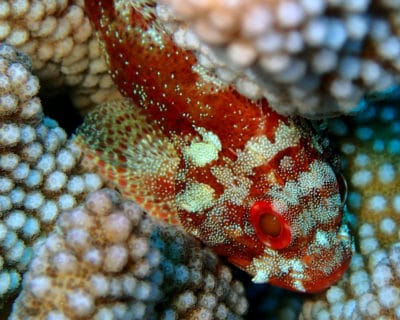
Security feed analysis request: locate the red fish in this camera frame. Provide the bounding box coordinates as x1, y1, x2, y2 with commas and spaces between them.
77, 0, 353, 292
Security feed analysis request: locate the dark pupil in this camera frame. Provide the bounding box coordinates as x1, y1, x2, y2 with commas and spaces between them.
259, 213, 281, 237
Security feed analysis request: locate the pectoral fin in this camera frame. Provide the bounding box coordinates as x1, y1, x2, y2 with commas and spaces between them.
74, 99, 181, 224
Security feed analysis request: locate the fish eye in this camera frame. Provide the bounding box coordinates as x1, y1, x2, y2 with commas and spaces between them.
250, 200, 291, 250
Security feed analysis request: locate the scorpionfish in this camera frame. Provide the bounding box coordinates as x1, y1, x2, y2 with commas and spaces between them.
77, 0, 353, 293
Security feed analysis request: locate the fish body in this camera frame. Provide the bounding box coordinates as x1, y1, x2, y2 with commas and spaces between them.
78, 0, 353, 292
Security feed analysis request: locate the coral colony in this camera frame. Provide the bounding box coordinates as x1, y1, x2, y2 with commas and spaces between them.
301, 99, 400, 319
157, 0, 400, 117
0, 1, 399, 319
11, 189, 247, 319
0, 0, 121, 114
0, 43, 103, 317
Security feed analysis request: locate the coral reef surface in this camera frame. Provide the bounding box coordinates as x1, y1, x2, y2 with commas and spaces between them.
0, 0, 121, 112
10, 189, 248, 319
301, 93, 400, 319
157, 0, 400, 118
0, 43, 102, 305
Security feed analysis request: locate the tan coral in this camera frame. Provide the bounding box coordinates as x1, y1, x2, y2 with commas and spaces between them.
300, 96, 400, 319
0, 0, 121, 113
10, 189, 248, 319
0, 43, 103, 305
156, 0, 400, 118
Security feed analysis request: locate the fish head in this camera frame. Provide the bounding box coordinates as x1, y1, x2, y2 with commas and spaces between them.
176, 120, 353, 293
244, 164, 353, 293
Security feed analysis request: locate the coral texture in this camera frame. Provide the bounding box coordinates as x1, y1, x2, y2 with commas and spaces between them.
0, 0, 121, 113
0, 43, 102, 303
300, 94, 400, 318
156, 0, 400, 118
11, 189, 248, 319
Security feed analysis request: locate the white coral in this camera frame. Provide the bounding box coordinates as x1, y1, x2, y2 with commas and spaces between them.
0, 43, 103, 300
157, 0, 400, 118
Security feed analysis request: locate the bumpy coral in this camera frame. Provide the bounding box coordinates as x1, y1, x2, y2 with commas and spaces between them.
300, 94, 400, 318
157, 0, 400, 118
0, 0, 121, 112
0, 43, 102, 302
301, 244, 400, 320
11, 189, 248, 319
331, 97, 400, 247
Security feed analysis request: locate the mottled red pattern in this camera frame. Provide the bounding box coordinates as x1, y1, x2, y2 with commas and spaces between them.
80, 0, 353, 292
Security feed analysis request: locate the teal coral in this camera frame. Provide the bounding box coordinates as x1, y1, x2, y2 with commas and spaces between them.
300, 91, 400, 319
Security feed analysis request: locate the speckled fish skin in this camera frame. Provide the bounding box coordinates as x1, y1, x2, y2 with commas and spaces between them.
78, 0, 353, 293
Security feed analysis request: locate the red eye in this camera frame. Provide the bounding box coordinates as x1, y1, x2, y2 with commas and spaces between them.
250, 200, 291, 249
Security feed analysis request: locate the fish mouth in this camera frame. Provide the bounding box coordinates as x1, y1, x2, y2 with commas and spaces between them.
250, 221, 354, 293
302, 253, 352, 293
300, 224, 354, 293
262, 251, 352, 293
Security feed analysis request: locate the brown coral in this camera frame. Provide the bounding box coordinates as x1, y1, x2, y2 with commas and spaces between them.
0, 43, 102, 304
0, 0, 121, 113
300, 93, 400, 319
10, 189, 248, 319
156, 0, 400, 118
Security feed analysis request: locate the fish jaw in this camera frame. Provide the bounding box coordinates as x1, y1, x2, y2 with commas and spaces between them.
247, 217, 353, 293
177, 151, 354, 293
245, 159, 353, 293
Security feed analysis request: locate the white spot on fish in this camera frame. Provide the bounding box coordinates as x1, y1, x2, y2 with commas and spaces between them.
175, 182, 216, 213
